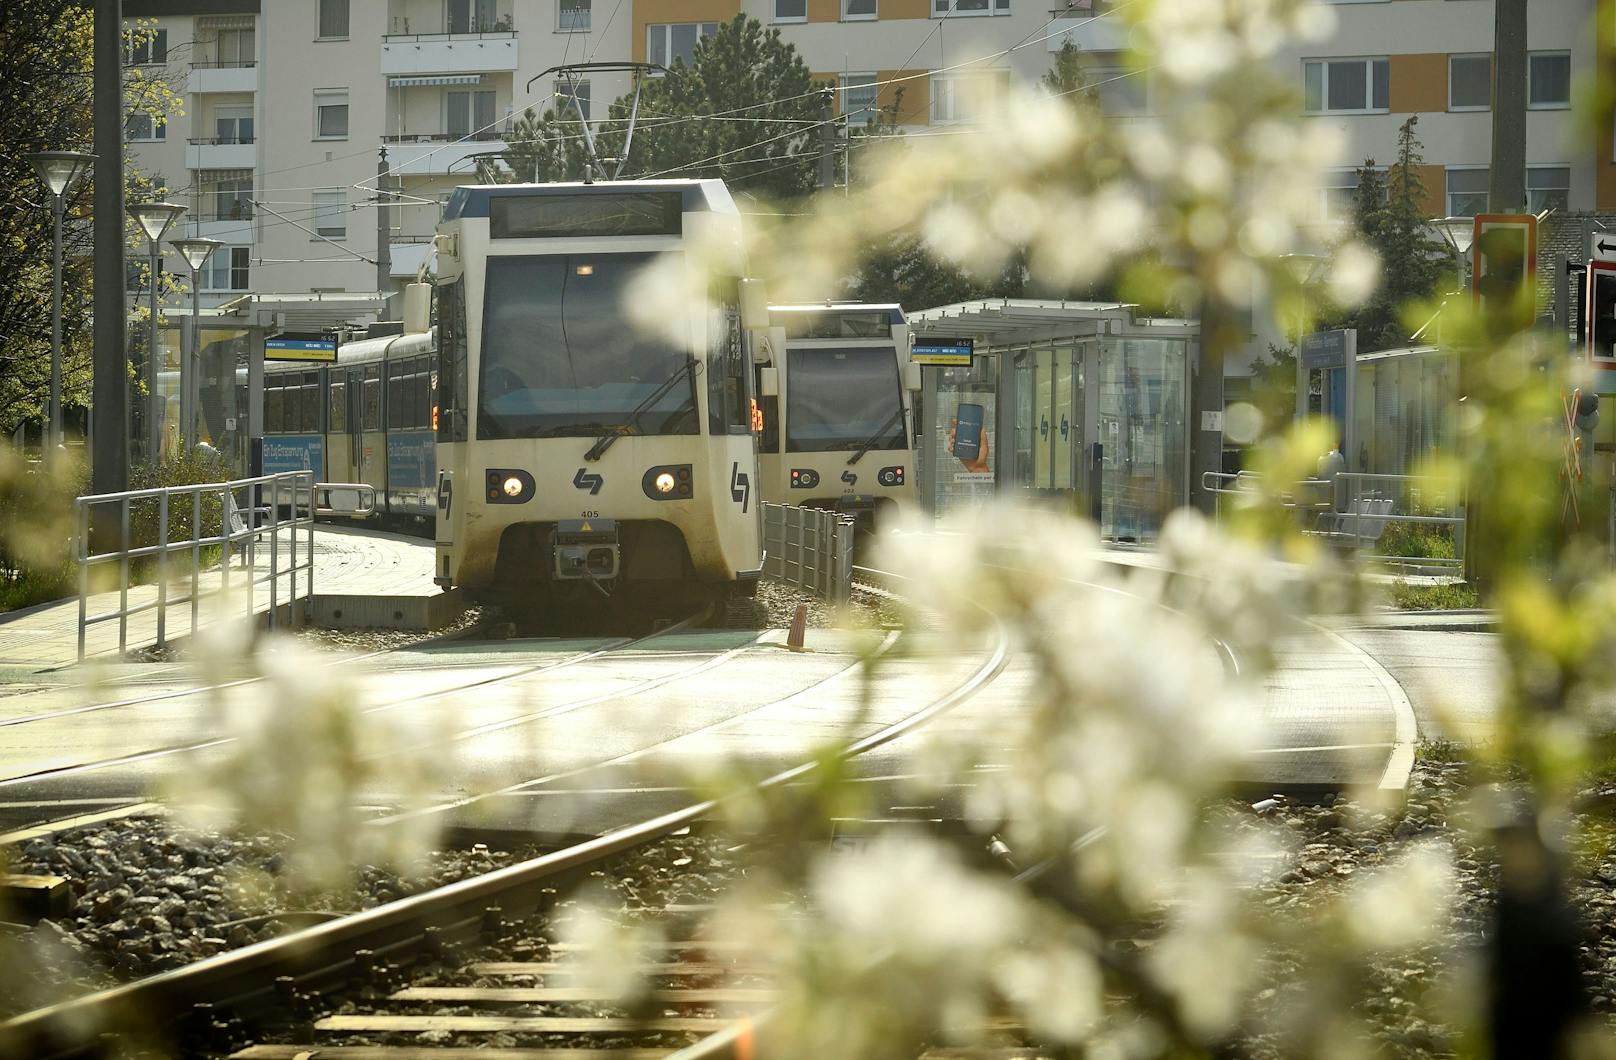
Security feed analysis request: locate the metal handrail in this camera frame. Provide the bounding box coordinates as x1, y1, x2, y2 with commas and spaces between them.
382, 29, 515, 41
74, 472, 316, 660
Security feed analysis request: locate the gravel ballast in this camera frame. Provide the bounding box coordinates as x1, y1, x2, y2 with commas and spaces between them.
0, 816, 519, 1019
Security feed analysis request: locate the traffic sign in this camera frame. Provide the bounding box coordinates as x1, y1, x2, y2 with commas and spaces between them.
1592, 233, 1616, 263
1471, 214, 1537, 316
1587, 259, 1616, 367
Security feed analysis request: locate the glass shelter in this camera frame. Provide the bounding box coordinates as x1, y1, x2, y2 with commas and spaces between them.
909, 300, 1197, 541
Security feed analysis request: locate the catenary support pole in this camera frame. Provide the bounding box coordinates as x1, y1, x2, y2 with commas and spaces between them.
147, 240, 162, 463
92, 0, 129, 515
817, 89, 836, 193
377, 147, 392, 300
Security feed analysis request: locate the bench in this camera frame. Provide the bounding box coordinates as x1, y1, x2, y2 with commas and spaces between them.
222, 490, 271, 565
1307, 496, 1394, 550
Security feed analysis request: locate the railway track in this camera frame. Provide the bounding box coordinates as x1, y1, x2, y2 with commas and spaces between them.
0, 575, 1010, 1059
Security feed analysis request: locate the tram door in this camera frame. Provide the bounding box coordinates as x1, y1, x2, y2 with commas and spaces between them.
328, 368, 361, 484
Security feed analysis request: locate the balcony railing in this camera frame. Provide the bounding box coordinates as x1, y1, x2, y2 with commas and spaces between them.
191, 59, 257, 68
382, 26, 513, 41
189, 135, 256, 145
383, 129, 506, 143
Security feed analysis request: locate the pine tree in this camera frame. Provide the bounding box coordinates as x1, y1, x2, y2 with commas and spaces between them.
1343, 116, 1451, 350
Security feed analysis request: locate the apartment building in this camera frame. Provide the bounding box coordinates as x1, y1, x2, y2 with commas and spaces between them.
122, 0, 1606, 310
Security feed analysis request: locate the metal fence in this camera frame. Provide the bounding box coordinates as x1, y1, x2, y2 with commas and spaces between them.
1202, 469, 1466, 570
762, 503, 855, 602
74, 471, 343, 660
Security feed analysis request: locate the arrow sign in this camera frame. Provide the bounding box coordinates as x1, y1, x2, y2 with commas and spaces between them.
1592, 235, 1616, 263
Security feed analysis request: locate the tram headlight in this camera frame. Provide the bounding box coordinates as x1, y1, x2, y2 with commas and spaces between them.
790, 468, 819, 489
642, 464, 693, 500
486, 468, 534, 504
878, 465, 906, 488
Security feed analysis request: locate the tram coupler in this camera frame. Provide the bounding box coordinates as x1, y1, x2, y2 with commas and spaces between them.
554, 519, 620, 590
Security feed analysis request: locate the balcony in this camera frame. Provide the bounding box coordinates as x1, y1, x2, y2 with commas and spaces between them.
186, 137, 256, 170
188, 62, 257, 94
186, 216, 256, 245
381, 31, 518, 77
382, 132, 508, 176
390, 239, 434, 279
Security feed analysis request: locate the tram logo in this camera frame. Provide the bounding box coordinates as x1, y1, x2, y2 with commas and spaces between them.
572, 468, 604, 496
730, 462, 751, 513
841, 470, 858, 487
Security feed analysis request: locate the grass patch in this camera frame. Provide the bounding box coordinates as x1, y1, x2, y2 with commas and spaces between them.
1389, 580, 1480, 611
0, 561, 76, 613
1378, 521, 1456, 560
1415, 738, 1468, 764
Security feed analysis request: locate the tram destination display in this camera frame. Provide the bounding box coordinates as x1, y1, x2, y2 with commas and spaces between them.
265, 334, 338, 363
912, 337, 974, 367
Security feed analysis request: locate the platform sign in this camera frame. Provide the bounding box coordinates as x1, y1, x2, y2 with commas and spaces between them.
1587, 260, 1616, 368
912, 337, 974, 367
266, 335, 338, 363
1471, 213, 1537, 319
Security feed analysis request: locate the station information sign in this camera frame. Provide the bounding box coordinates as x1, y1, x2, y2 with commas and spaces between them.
912, 337, 974, 367
266, 335, 338, 363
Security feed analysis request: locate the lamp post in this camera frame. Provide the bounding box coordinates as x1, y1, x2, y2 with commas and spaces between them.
126, 201, 186, 464
25, 150, 97, 456
169, 238, 222, 453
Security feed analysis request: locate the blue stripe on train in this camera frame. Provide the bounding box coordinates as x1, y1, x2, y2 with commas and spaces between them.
262, 434, 325, 477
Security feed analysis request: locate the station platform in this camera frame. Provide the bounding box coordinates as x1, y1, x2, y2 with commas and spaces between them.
0, 525, 444, 670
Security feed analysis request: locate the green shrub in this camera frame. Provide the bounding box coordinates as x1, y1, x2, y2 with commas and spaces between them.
1389, 580, 1479, 611
1378, 520, 1456, 560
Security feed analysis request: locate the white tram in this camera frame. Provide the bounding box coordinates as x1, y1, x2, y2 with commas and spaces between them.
755, 304, 921, 535
431, 180, 766, 615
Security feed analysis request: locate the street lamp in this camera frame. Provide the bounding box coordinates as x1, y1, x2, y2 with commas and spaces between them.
1429, 216, 1476, 295
127, 201, 186, 464
25, 150, 96, 456
170, 237, 222, 452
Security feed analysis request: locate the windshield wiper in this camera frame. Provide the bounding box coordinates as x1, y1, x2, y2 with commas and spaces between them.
585, 357, 700, 462
846, 406, 906, 466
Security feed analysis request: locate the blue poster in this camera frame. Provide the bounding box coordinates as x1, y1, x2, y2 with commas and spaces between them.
387, 430, 436, 488
262, 434, 325, 476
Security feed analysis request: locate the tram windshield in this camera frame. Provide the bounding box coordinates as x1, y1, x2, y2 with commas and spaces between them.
785, 346, 907, 453
476, 252, 698, 440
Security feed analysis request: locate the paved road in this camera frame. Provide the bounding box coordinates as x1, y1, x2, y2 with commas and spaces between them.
1337, 628, 1499, 747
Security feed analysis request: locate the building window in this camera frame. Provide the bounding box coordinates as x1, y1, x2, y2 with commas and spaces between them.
647, 23, 719, 69
448, 0, 501, 33
774, 0, 806, 22
313, 190, 346, 238
841, 73, 878, 126
214, 26, 255, 66
1448, 53, 1490, 111
1319, 167, 1384, 221
201, 171, 253, 220
1446, 167, 1489, 217
126, 112, 166, 141
930, 70, 1009, 123
844, 0, 877, 17
1303, 57, 1389, 114
1527, 166, 1569, 213
555, 80, 590, 121
214, 105, 254, 144
314, 90, 349, 139
202, 247, 250, 291
1090, 65, 1147, 115
447, 89, 497, 137
1528, 52, 1570, 109
318, 0, 349, 39
933, 0, 1009, 14
126, 28, 167, 65
558, 0, 590, 31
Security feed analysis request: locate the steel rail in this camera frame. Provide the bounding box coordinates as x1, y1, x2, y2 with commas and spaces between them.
0, 590, 1010, 1060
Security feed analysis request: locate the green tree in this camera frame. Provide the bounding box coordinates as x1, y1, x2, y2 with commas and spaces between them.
1042, 39, 1094, 106
485, 16, 820, 197
1340, 116, 1451, 350
0, 0, 185, 437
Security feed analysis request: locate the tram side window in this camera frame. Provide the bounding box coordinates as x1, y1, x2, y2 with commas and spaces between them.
362, 365, 382, 431
413, 358, 431, 426
300, 372, 321, 432
436, 281, 469, 442
266, 380, 284, 433
329, 376, 347, 433
706, 281, 748, 435
388, 362, 405, 430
